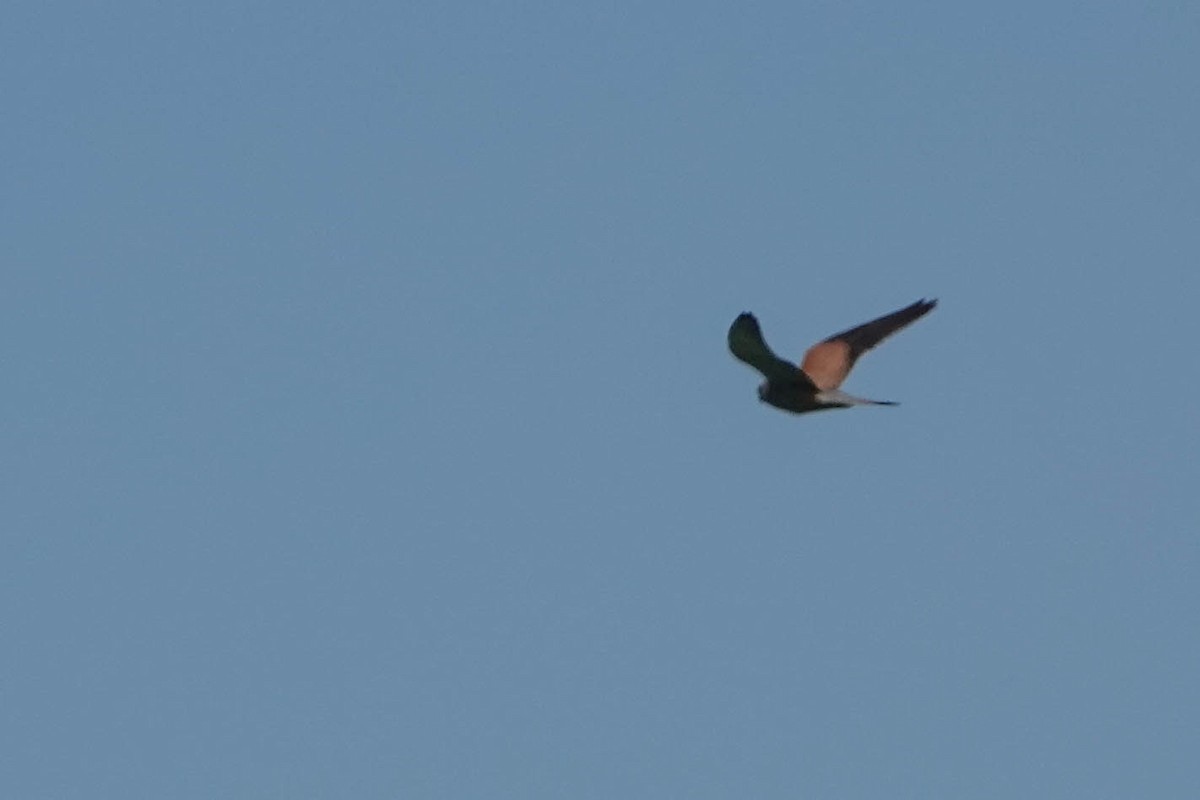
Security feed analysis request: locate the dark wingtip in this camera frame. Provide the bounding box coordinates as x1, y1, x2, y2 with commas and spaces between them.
908, 298, 938, 319
732, 311, 760, 331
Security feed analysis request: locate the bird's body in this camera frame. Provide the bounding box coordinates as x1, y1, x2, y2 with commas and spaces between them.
728, 299, 936, 415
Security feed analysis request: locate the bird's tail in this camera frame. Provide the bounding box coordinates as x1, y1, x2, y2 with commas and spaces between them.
815, 389, 897, 407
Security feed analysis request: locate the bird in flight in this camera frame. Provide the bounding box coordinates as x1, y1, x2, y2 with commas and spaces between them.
728, 298, 937, 415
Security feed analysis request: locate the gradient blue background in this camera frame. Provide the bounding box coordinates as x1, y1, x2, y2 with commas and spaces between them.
4, 2, 1198, 797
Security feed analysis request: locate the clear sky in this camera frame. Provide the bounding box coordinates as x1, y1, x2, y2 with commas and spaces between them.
4, 2, 1198, 797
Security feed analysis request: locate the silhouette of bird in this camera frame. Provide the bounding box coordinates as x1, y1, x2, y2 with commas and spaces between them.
728, 298, 937, 415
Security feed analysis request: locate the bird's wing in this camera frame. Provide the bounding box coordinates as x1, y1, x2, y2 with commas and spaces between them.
728, 312, 813, 387
800, 298, 937, 390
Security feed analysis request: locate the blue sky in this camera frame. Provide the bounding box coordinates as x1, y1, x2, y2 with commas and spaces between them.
3, 2, 1198, 797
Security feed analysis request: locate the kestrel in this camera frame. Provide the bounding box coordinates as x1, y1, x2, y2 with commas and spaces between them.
728, 298, 937, 415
